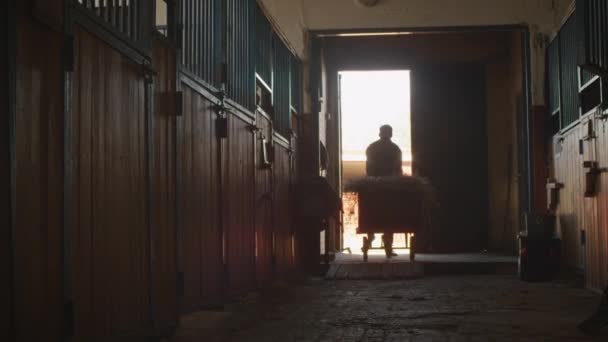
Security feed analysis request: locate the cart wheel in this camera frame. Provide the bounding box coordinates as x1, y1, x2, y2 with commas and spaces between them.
410, 236, 416, 261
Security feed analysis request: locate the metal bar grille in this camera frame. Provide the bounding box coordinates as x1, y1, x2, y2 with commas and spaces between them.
273, 34, 291, 136
578, 0, 608, 76
547, 37, 561, 115
180, 0, 219, 86
75, 0, 140, 43
254, 3, 273, 86
290, 56, 302, 113
226, 0, 255, 110
559, 13, 580, 127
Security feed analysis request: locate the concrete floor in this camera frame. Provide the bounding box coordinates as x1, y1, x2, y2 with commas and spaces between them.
172, 275, 606, 342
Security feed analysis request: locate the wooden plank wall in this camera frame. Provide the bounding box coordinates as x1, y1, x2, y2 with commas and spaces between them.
590, 117, 608, 290
553, 114, 608, 291
151, 40, 178, 333
13, 3, 64, 340
9, 2, 301, 339
2, 0, 12, 339
554, 127, 585, 271
274, 142, 296, 274
177, 84, 223, 311
224, 112, 257, 296
255, 113, 274, 287
70, 26, 150, 339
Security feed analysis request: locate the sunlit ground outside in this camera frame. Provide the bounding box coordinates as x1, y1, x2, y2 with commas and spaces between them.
340, 70, 412, 254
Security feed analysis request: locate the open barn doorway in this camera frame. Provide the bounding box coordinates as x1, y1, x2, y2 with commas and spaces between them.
339, 70, 413, 256
316, 29, 530, 267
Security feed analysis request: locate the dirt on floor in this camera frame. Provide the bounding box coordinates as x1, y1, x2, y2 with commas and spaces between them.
171, 275, 606, 342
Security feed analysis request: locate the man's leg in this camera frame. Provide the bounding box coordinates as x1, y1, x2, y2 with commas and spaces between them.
383, 233, 397, 257
362, 233, 375, 262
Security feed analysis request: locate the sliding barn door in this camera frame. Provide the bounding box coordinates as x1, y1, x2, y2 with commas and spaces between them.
411, 64, 489, 252
70, 26, 151, 339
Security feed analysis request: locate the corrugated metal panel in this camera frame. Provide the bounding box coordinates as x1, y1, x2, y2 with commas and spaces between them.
254, 3, 273, 86
273, 34, 291, 136
578, 0, 608, 76
559, 13, 580, 127
547, 37, 561, 115
180, 0, 220, 86
290, 55, 302, 113
227, 0, 255, 110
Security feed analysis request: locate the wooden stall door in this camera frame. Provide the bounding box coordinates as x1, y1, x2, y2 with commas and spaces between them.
554, 128, 585, 272
70, 26, 151, 339
255, 113, 274, 287
411, 64, 489, 252
13, 3, 64, 340
274, 142, 295, 275
151, 40, 178, 333
224, 113, 257, 296
586, 117, 608, 291
2, 0, 12, 338
176, 84, 223, 311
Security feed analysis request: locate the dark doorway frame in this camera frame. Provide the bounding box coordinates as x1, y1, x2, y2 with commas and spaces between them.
309, 25, 534, 251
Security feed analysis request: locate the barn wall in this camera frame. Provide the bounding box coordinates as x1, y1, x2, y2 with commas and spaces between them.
2, 1, 13, 339
223, 111, 257, 296
13, 2, 65, 340
553, 127, 586, 271
70, 26, 150, 339
485, 32, 523, 253
274, 140, 296, 274
552, 113, 608, 290
177, 83, 223, 311
589, 117, 608, 291
151, 39, 179, 333
255, 112, 274, 287
9, 1, 301, 339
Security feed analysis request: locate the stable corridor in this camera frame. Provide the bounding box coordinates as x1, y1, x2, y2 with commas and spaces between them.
172, 276, 601, 341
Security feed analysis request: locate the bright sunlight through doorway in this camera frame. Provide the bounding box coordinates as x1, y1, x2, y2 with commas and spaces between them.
340, 70, 412, 254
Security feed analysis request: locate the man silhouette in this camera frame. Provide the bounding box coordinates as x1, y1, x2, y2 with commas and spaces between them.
364, 124, 403, 257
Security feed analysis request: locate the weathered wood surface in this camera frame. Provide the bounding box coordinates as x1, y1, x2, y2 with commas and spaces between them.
70, 26, 150, 339
554, 127, 585, 271
274, 142, 295, 275
2, 1, 13, 339
223, 112, 257, 296
255, 112, 274, 287
13, 4, 64, 340
151, 40, 178, 333
177, 84, 223, 311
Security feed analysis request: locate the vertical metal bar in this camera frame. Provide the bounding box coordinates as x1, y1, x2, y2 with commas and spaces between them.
132, 0, 139, 42
122, 0, 129, 37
